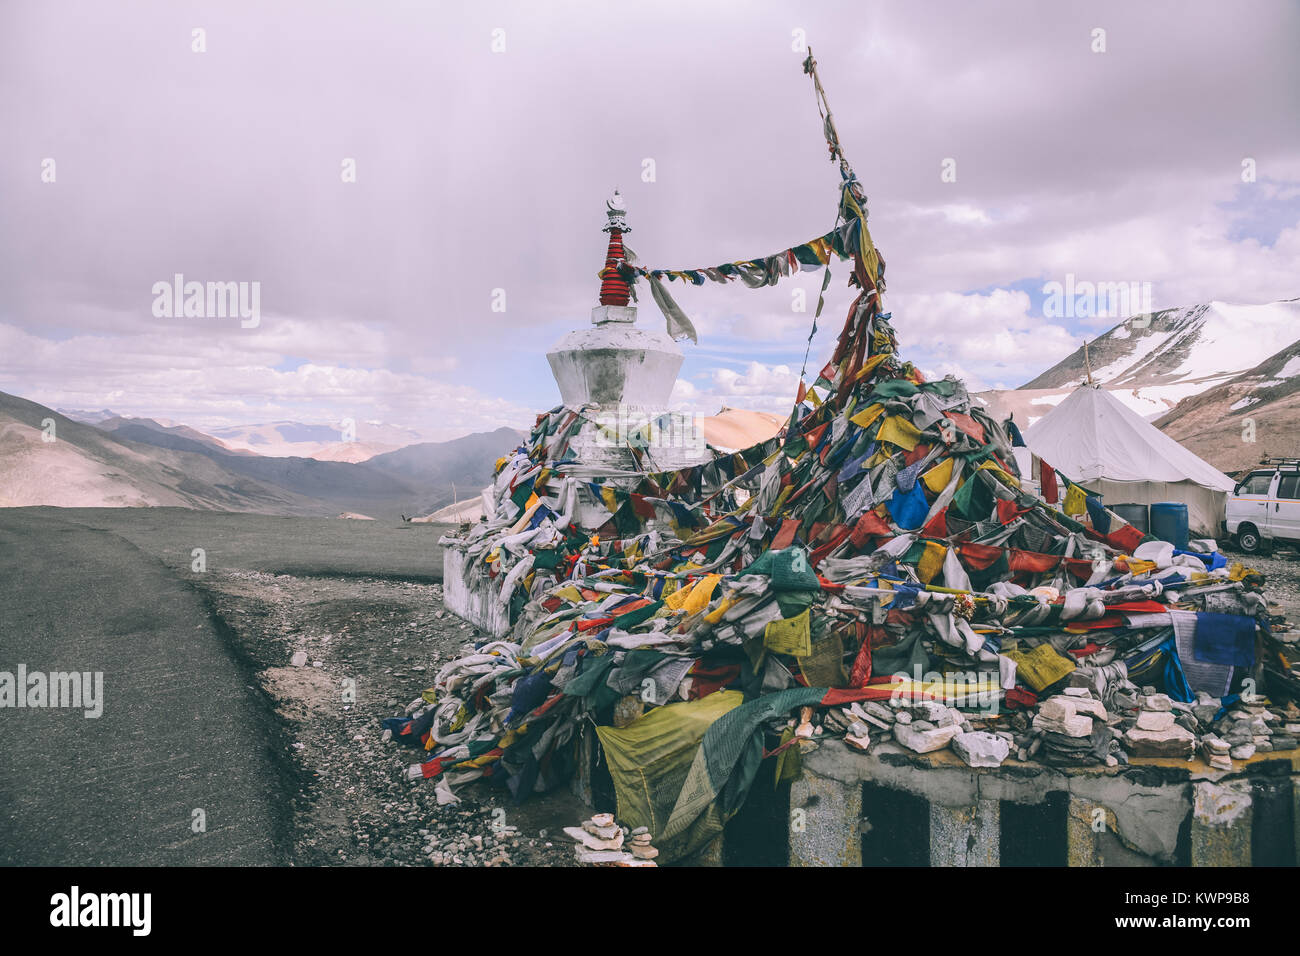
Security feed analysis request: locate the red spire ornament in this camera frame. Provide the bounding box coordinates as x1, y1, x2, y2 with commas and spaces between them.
597, 189, 632, 307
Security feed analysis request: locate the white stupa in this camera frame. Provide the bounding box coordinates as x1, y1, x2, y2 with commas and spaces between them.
544, 191, 710, 526
441, 191, 711, 634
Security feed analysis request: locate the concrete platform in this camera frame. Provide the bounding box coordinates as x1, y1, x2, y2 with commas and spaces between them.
563, 712, 1297, 866
786, 739, 1300, 866
442, 547, 511, 639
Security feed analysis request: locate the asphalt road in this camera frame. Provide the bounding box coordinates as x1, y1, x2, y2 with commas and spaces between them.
0, 510, 289, 865
26, 506, 450, 581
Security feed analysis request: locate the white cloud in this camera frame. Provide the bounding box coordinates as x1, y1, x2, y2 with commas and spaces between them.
670, 361, 803, 417
884, 288, 1079, 389
669, 378, 700, 403
1, 1, 1296, 431
0, 321, 532, 441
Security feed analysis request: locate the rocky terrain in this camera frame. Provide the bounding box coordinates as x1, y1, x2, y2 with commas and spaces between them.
1223, 547, 1300, 621
191, 568, 584, 867
8, 507, 1298, 867
2, 508, 585, 867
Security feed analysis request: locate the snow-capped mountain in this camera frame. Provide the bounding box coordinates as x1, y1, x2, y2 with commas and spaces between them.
1155, 339, 1300, 473
977, 299, 1300, 431
1020, 299, 1300, 417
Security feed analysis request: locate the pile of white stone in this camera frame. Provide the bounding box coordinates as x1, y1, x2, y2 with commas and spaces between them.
1204, 697, 1300, 767
1121, 692, 1197, 757
813, 681, 1300, 774
822, 698, 1013, 768
564, 813, 659, 866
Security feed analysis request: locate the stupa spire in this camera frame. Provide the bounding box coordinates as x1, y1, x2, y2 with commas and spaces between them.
597, 189, 632, 307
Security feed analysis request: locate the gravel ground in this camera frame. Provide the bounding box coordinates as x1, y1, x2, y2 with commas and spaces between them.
193, 568, 583, 867
20, 508, 1295, 868
1219, 542, 1300, 620
8, 509, 588, 867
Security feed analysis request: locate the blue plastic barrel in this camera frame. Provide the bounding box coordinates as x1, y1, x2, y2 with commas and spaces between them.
1150, 502, 1189, 550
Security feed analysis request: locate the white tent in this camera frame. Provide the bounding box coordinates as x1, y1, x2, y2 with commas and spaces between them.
1024, 384, 1235, 536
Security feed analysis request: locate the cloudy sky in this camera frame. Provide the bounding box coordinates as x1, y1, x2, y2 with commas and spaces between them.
2, 0, 1298, 441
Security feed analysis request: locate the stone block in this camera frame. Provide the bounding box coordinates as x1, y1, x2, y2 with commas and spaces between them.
952, 731, 1010, 768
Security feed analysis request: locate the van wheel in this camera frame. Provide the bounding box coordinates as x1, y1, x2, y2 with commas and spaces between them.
1236, 525, 1267, 554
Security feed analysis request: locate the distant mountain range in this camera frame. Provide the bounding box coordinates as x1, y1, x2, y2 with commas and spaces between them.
3, 393, 320, 512
99, 416, 250, 455
58, 409, 426, 463
11, 297, 1298, 509
57, 407, 125, 425
976, 299, 1300, 472
1022, 299, 1300, 413
205, 420, 424, 463
0, 389, 524, 518
1155, 339, 1300, 473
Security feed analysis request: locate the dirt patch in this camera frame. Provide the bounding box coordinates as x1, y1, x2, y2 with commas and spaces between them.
190, 568, 583, 867
260, 666, 339, 722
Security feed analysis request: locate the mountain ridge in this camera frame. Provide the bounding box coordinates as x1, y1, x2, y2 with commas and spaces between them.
1, 389, 525, 517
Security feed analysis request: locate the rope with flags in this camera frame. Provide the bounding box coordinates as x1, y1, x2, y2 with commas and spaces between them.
610, 44, 884, 402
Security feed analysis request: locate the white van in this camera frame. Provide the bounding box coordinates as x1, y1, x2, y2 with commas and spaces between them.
1224, 459, 1300, 553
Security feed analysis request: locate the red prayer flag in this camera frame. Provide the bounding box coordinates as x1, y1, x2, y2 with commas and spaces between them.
1007, 549, 1060, 574
1039, 458, 1059, 504
957, 541, 1003, 570
921, 507, 949, 539
771, 519, 802, 551
943, 411, 986, 443
849, 509, 892, 549
1106, 523, 1145, 553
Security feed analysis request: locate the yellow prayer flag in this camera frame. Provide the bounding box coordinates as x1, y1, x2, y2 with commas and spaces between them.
704, 595, 737, 624
922, 457, 954, 494
916, 541, 947, 584
1002, 644, 1076, 692
849, 403, 885, 429
764, 607, 812, 657
876, 414, 922, 452
854, 352, 890, 382
977, 459, 1020, 489
664, 578, 696, 611
681, 574, 722, 615
875, 578, 895, 607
